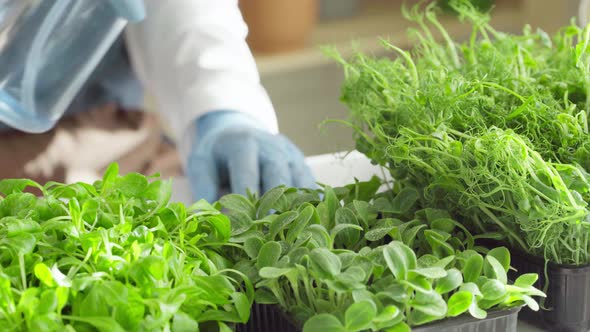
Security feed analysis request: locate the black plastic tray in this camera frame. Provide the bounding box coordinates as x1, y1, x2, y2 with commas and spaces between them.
235, 303, 521, 332
413, 306, 520, 332
234, 304, 299, 332
508, 248, 590, 332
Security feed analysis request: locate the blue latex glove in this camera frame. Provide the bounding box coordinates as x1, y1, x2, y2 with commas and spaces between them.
187, 110, 316, 202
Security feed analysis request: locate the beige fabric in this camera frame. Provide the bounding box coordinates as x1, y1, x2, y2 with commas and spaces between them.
0, 104, 183, 184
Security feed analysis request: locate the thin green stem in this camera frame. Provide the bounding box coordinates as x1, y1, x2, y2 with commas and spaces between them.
18, 253, 26, 290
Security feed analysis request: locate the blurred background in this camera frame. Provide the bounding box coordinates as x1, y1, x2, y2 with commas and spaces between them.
237, 0, 582, 156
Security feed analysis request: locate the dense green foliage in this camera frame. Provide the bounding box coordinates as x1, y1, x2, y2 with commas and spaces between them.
331, 0, 590, 264
0, 163, 542, 331
220, 178, 543, 331
0, 164, 252, 332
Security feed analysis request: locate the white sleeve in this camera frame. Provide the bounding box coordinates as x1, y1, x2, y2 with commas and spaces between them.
124, 0, 279, 158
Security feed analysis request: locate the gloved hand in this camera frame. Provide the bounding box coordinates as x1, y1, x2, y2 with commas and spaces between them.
187, 110, 316, 202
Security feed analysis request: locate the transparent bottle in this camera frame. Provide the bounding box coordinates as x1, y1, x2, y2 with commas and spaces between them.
0, 0, 145, 132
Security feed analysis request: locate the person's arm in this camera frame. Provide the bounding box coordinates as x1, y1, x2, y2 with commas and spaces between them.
124, 0, 278, 158
124, 0, 314, 201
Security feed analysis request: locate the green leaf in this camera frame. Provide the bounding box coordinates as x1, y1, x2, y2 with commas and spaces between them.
286, 205, 314, 243
231, 292, 251, 322
0, 179, 44, 195
257, 186, 286, 218
417, 254, 439, 268
486, 247, 510, 272
351, 290, 373, 305
344, 176, 383, 202
319, 186, 339, 230
514, 273, 539, 288
29, 315, 59, 331
257, 241, 282, 269
373, 305, 401, 324
38, 289, 58, 314
101, 162, 119, 188
447, 291, 473, 317
289, 247, 310, 265
172, 312, 199, 332
188, 199, 219, 213
484, 255, 508, 284
259, 267, 293, 279
460, 282, 483, 298
34, 263, 55, 287
113, 173, 148, 196
292, 192, 321, 207
197, 309, 241, 324
228, 211, 254, 236
204, 214, 231, 242
142, 179, 172, 210
351, 255, 374, 280
338, 251, 359, 269
269, 211, 298, 240
275, 188, 298, 212
408, 310, 441, 326
3, 232, 36, 254
231, 229, 264, 243
6, 218, 41, 234
430, 218, 457, 233
128, 256, 168, 284
507, 284, 546, 298
219, 194, 256, 218
404, 274, 433, 293
433, 255, 456, 269
365, 223, 396, 242
410, 267, 448, 279
468, 300, 487, 319
1, 193, 37, 218
254, 288, 278, 304
383, 241, 417, 280
330, 223, 363, 243
463, 253, 484, 283
385, 322, 411, 332
306, 224, 332, 248
316, 202, 331, 231
410, 290, 447, 317
352, 200, 371, 228
46, 182, 92, 199
521, 294, 540, 311
334, 207, 361, 248
56, 287, 69, 313
244, 237, 264, 259
324, 279, 351, 293
63, 316, 126, 332
424, 230, 454, 258
480, 279, 507, 301
218, 322, 233, 332
310, 248, 342, 279
345, 300, 377, 331
324, 186, 339, 211
419, 208, 450, 222
303, 314, 346, 332
17, 288, 39, 316
401, 224, 427, 248
389, 187, 419, 214
435, 268, 463, 294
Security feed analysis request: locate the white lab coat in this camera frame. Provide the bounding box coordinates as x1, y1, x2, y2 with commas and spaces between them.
125, 0, 279, 161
